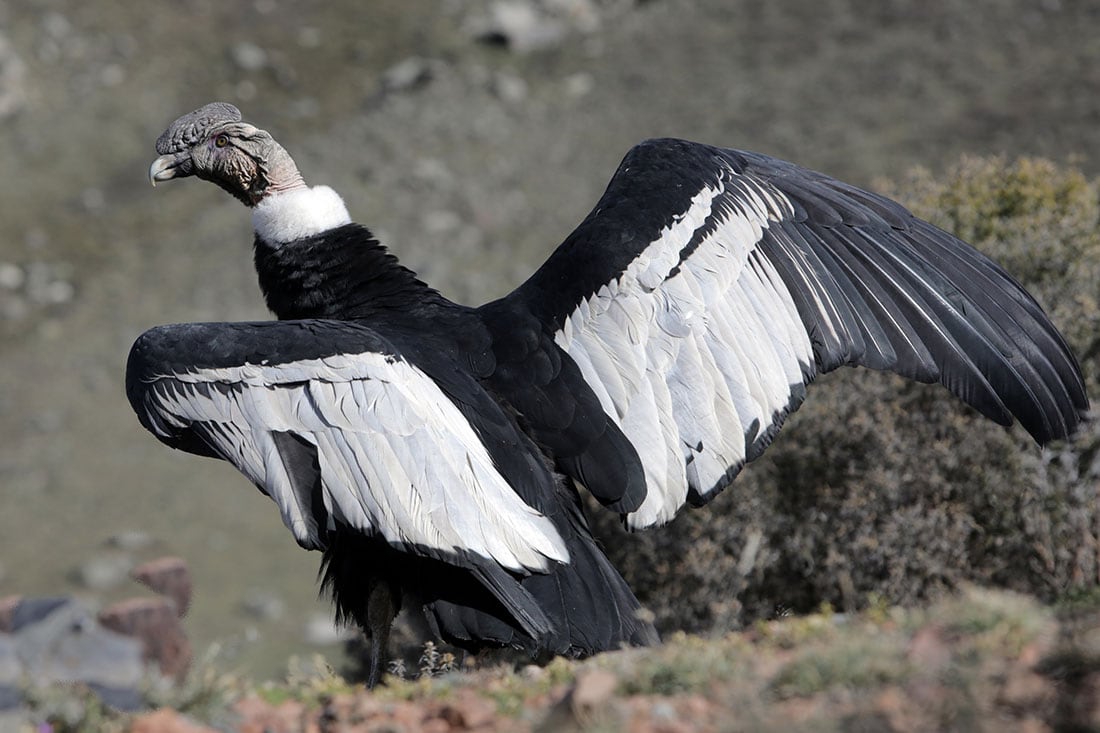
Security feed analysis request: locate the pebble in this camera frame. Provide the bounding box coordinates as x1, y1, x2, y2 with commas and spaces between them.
438, 690, 495, 729
132, 557, 192, 618
492, 72, 528, 103
128, 708, 219, 733
22, 262, 74, 306
571, 668, 617, 712
107, 530, 153, 552
74, 554, 132, 591
564, 71, 595, 98
475, 1, 567, 53
0, 634, 19, 712
382, 57, 433, 92
0, 33, 26, 120
651, 700, 677, 721
42, 12, 71, 39
231, 42, 267, 72
0, 263, 21, 290
39, 280, 74, 305
241, 591, 285, 621
520, 663, 545, 681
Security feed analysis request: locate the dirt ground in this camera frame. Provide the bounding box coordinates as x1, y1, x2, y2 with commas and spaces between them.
2, 0, 1100, 682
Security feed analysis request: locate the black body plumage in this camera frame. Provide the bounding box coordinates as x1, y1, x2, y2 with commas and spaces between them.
129, 119, 1088, 686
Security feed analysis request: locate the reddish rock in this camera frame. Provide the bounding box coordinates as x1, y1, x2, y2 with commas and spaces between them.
907, 624, 951, 672
571, 668, 618, 713
132, 557, 192, 617
99, 597, 191, 680
129, 708, 218, 733
438, 689, 496, 729
0, 595, 20, 633
234, 695, 309, 733
998, 668, 1056, 714
419, 718, 452, 733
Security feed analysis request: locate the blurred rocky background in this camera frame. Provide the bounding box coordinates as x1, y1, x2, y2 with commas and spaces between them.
1, 0, 1099, 710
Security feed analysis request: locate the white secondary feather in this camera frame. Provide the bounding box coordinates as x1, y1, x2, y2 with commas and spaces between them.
142, 352, 569, 572
555, 164, 815, 529
252, 185, 352, 245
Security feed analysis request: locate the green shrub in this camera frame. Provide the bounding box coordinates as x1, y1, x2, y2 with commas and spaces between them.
590, 156, 1100, 636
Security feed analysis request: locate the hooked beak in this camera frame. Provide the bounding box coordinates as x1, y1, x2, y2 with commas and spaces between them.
148, 152, 192, 186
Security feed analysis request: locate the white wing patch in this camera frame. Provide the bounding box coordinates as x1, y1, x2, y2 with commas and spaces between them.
555, 165, 818, 529
141, 352, 569, 573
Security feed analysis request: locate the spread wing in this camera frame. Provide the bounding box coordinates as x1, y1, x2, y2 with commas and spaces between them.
496, 138, 1088, 530
125, 319, 569, 574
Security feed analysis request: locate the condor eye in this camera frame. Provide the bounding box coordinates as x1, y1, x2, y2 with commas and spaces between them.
214, 134, 229, 148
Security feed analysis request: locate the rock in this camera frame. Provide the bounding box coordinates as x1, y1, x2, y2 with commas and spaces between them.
73, 553, 132, 591
42, 12, 71, 39
0, 263, 23, 290
0, 596, 13, 633
438, 689, 495, 729
520, 663, 545, 681
12, 597, 146, 706
241, 590, 285, 621
132, 557, 192, 617
491, 72, 528, 103
540, 667, 622, 731
234, 695, 306, 733
563, 71, 595, 98
473, 1, 567, 53
231, 42, 267, 72
130, 708, 219, 733
570, 668, 618, 713
469, 0, 606, 53
906, 624, 951, 672
4, 596, 66, 631
40, 279, 74, 305
106, 529, 153, 552
0, 633, 20, 710
382, 56, 433, 92
99, 597, 192, 681
0, 33, 26, 120
24, 261, 74, 308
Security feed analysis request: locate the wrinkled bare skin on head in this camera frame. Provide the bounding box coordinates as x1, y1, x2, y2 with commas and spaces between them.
150, 102, 305, 206
155, 102, 242, 155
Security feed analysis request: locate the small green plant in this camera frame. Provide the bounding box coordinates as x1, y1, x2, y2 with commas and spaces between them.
418, 641, 458, 678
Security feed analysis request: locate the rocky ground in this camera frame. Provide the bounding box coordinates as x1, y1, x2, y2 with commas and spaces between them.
9, 587, 1100, 732
2, 0, 1100, 725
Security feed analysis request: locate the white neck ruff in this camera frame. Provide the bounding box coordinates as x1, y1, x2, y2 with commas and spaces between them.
252, 185, 352, 245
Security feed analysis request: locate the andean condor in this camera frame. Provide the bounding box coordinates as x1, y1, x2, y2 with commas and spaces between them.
128, 102, 1088, 686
